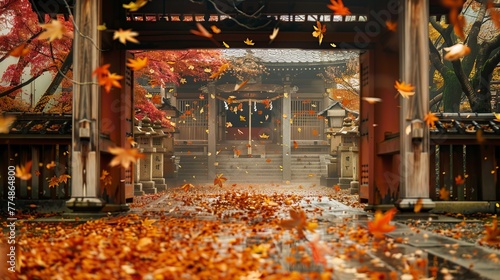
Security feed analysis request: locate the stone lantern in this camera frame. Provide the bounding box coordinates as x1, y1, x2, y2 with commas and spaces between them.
334, 117, 359, 193
135, 116, 158, 194
318, 101, 350, 187
151, 120, 168, 192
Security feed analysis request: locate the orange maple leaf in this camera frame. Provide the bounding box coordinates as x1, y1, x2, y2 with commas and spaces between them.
122, 0, 148, 12
454, 175, 465, 185
312, 21, 326, 45
424, 112, 439, 128
209, 63, 229, 79
113, 28, 139, 44
308, 234, 331, 266
482, 219, 500, 245
39, 19, 67, 42
439, 187, 450, 200
92, 64, 111, 81
327, 0, 351, 15
368, 208, 397, 238
334, 184, 341, 192
100, 72, 123, 93
293, 141, 299, 149
210, 25, 221, 34
58, 174, 71, 184
262, 99, 271, 109
394, 80, 415, 99
386, 20, 397, 32
9, 43, 30, 57
0, 115, 16, 133
108, 146, 144, 169
214, 173, 227, 187
100, 169, 113, 186
126, 57, 148, 71
280, 209, 318, 239
234, 79, 249, 91
15, 161, 32, 180
47, 176, 60, 188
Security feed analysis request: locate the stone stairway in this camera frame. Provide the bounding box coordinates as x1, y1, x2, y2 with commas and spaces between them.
175, 155, 209, 182
215, 153, 284, 183
290, 154, 329, 183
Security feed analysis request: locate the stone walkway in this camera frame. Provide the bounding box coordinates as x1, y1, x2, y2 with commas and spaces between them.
128, 183, 500, 280
8, 182, 500, 279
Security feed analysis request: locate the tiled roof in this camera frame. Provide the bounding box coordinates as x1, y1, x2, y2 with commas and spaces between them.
222, 49, 356, 64
0, 113, 72, 136
430, 112, 500, 137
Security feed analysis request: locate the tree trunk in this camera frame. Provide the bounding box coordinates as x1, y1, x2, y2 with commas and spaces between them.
442, 70, 462, 112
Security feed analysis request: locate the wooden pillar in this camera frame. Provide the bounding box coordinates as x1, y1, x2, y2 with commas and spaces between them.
481, 144, 497, 200
282, 80, 292, 181
207, 82, 217, 179
66, 0, 105, 211
396, 0, 435, 210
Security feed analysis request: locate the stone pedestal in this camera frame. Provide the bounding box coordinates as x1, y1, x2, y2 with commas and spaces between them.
136, 117, 158, 194
320, 155, 340, 187
338, 145, 359, 189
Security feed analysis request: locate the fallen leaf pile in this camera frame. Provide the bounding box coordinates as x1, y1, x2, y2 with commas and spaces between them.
3, 183, 499, 279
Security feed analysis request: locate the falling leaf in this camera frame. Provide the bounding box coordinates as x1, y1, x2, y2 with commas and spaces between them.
126, 57, 148, 71
113, 28, 139, 44
394, 81, 415, 98
223, 41, 230, 48
100, 170, 113, 186
47, 176, 60, 188
443, 43, 470, 61
452, 14, 466, 40
235, 79, 249, 91
454, 175, 465, 185
244, 38, 255, 45
386, 20, 397, 32
92, 64, 111, 81
35, 170, 41, 176
15, 161, 32, 180
190, 22, 213, 38
58, 174, 71, 184
330, 43, 337, 48
209, 63, 229, 79
100, 73, 123, 93
39, 19, 67, 42
234, 149, 241, 156
97, 23, 107, 31
269, 27, 279, 43
362, 97, 382, 104
180, 78, 187, 84
334, 184, 341, 192
308, 234, 331, 266
368, 208, 397, 238
266, 158, 272, 163
262, 99, 271, 109
0, 115, 16, 133
293, 141, 299, 149
210, 25, 221, 34
312, 21, 326, 45
204, 68, 212, 73
424, 112, 439, 128
327, 0, 351, 15
482, 219, 500, 245
279, 209, 317, 239
494, 113, 500, 122
239, 115, 246, 122
46, 161, 56, 169
122, 0, 148, 11
414, 198, 423, 213
259, 133, 270, 139
439, 187, 450, 200
312, 129, 319, 136
226, 122, 233, 128
108, 146, 144, 169
9, 43, 30, 57
297, 127, 302, 133
214, 174, 227, 187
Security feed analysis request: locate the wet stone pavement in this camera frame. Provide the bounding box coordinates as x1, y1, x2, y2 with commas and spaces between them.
127, 183, 500, 280
9, 183, 500, 279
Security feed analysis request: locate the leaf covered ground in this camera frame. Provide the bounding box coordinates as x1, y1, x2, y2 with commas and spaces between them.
1, 183, 499, 280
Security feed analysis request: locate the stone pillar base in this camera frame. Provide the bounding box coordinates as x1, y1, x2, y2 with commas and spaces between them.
140, 181, 157, 194
395, 198, 435, 212
350, 180, 359, 194
134, 183, 145, 196
338, 178, 351, 189
153, 178, 167, 192
66, 197, 105, 212
319, 176, 339, 187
